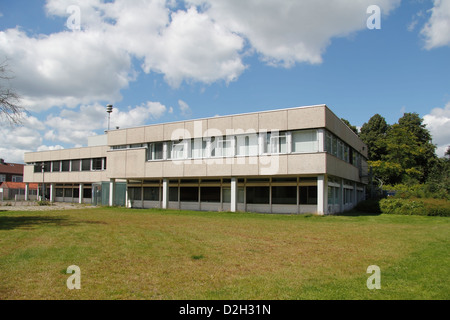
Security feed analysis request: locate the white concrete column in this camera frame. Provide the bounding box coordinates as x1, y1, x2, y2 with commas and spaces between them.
230, 177, 238, 212
109, 179, 116, 207
50, 183, 55, 203
79, 183, 84, 204
25, 183, 29, 201
125, 180, 130, 208
162, 178, 169, 209
317, 175, 328, 215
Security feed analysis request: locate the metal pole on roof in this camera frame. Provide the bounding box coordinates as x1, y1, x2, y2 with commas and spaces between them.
106, 104, 113, 131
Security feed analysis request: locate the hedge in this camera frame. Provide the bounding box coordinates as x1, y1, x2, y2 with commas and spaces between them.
379, 198, 450, 217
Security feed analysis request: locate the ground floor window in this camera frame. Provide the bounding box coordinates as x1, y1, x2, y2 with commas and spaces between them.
144, 187, 159, 201
246, 186, 270, 204
56, 188, 63, 197
222, 187, 245, 203
272, 186, 297, 204
83, 188, 92, 199
64, 188, 72, 198
128, 187, 142, 201
200, 187, 221, 203
180, 187, 198, 202
328, 186, 340, 205
169, 187, 178, 201
300, 186, 317, 205
344, 188, 353, 205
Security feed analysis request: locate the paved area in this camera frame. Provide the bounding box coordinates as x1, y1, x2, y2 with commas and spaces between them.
0, 202, 97, 212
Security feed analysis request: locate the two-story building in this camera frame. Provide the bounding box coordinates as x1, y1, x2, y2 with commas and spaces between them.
23, 104, 368, 214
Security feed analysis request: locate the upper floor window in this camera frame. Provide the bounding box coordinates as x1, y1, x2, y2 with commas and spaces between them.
62, 160, 70, 172
12, 175, 23, 182
292, 130, 318, 153
216, 137, 234, 157
170, 140, 186, 160
190, 138, 207, 159
147, 142, 164, 161
265, 132, 287, 154
92, 158, 103, 171
52, 161, 60, 172
236, 134, 258, 156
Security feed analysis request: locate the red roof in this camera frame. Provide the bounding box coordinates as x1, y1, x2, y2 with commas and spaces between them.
0, 182, 38, 190
0, 162, 24, 175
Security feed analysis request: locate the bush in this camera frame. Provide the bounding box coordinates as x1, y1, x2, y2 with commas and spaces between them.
383, 183, 449, 200
37, 200, 51, 206
380, 198, 450, 216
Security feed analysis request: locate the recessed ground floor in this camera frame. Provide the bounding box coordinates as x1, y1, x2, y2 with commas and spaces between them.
32, 175, 365, 215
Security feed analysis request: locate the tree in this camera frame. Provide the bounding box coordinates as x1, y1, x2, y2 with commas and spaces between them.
341, 118, 359, 135
359, 114, 389, 161
397, 113, 436, 182
0, 60, 24, 125
367, 113, 437, 185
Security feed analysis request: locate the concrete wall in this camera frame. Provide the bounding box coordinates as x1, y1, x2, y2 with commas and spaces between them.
324, 107, 368, 158
23, 105, 368, 186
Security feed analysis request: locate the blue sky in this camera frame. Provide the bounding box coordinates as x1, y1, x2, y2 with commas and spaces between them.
0, 0, 449, 163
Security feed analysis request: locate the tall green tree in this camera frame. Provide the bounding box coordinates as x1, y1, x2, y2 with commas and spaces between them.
367, 113, 437, 185
359, 114, 389, 161
397, 113, 436, 182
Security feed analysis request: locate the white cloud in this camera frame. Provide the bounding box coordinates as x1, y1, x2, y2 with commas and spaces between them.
178, 100, 192, 117
0, 113, 45, 163
423, 102, 450, 157
37, 145, 65, 152
421, 0, 450, 49
0, 0, 404, 111
0, 28, 133, 111
188, 0, 401, 67
111, 101, 168, 129
43, 101, 169, 146
146, 7, 246, 87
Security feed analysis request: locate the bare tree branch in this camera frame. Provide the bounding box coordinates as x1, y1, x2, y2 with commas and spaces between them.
0, 59, 26, 125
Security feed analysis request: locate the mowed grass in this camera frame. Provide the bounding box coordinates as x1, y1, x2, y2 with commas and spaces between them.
0, 207, 448, 300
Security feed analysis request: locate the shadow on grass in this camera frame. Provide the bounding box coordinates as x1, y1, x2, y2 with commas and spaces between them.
337, 199, 383, 217
337, 210, 382, 217
0, 216, 106, 231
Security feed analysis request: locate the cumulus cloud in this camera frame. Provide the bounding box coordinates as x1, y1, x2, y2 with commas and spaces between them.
0, 0, 410, 162
0, 28, 133, 111
111, 101, 168, 129
188, 0, 401, 67
37, 145, 65, 152
178, 100, 192, 117
43, 101, 169, 146
0, 113, 46, 163
421, 0, 450, 49
423, 102, 450, 157
0, 0, 404, 111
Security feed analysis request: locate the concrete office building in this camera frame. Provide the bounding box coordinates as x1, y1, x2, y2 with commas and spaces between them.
23, 104, 369, 215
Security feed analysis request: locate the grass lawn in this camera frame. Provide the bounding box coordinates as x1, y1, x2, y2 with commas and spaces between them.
0, 207, 448, 300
